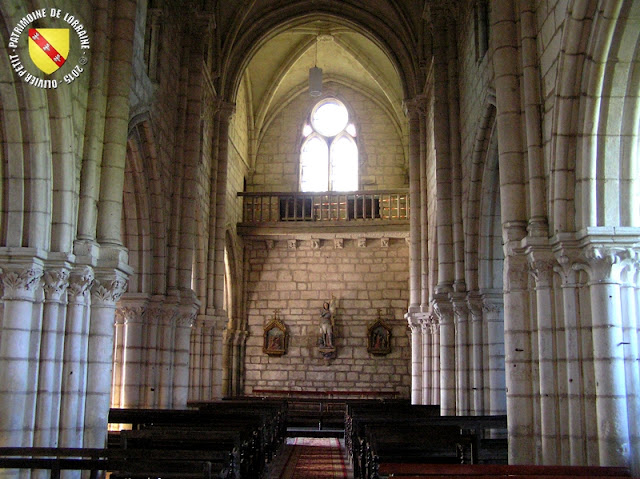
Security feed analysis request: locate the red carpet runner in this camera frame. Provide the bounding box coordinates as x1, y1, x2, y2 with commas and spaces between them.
279, 438, 347, 479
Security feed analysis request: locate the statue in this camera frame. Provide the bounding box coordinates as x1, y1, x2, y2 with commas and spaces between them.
318, 296, 337, 357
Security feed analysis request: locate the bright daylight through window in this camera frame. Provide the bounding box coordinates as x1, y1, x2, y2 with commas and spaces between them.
300, 98, 358, 192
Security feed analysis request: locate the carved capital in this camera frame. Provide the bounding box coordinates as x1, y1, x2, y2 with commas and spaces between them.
120, 306, 147, 324
528, 259, 555, 286
91, 278, 127, 305
432, 298, 453, 324
505, 259, 529, 290
403, 94, 428, 118
427, 313, 440, 334
575, 246, 628, 284
1, 267, 43, 300
176, 312, 196, 327
311, 238, 321, 249
68, 267, 94, 303
43, 269, 70, 302
357, 237, 367, 248
214, 99, 235, 121
334, 238, 344, 249
452, 301, 469, 322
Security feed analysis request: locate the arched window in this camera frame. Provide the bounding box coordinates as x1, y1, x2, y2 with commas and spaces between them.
300, 98, 358, 192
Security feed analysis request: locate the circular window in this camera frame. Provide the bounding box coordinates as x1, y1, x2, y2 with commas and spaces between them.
310, 99, 349, 137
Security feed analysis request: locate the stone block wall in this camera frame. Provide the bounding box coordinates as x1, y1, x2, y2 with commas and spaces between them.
243, 237, 411, 395
249, 83, 407, 192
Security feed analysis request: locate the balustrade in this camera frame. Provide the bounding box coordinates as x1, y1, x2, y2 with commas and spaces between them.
238, 190, 409, 223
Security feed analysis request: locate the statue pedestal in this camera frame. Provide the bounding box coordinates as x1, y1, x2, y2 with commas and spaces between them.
318, 345, 336, 359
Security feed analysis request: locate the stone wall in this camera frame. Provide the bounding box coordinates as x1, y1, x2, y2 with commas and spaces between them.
249, 83, 407, 192
243, 237, 411, 396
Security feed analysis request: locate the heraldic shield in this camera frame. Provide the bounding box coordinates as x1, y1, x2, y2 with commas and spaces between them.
28, 28, 69, 74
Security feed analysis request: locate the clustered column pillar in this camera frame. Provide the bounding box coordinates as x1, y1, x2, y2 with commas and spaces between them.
35, 269, 70, 447
578, 247, 630, 466
404, 95, 426, 404
0, 266, 44, 447
83, 276, 127, 448
59, 268, 94, 448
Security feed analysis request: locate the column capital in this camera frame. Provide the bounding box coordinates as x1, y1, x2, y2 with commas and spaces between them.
405, 311, 429, 330
574, 246, 636, 285
432, 296, 454, 324
119, 306, 147, 324
1, 266, 43, 301
214, 99, 236, 121
91, 277, 128, 306
527, 258, 555, 286
403, 94, 428, 118
43, 269, 70, 302
68, 266, 95, 303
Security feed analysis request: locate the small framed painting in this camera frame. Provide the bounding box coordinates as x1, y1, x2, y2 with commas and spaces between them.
263, 310, 288, 356
367, 319, 392, 356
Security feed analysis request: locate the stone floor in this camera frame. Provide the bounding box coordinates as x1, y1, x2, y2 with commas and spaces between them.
266, 437, 354, 479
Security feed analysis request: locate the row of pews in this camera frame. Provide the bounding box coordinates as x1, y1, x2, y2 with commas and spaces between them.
0, 397, 635, 479
345, 401, 633, 479
0, 399, 287, 479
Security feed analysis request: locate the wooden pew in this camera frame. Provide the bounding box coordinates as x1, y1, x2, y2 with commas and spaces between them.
364, 425, 475, 479
375, 463, 633, 478
109, 406, 284, 478
0, 447, 217, 479
346, 409, 506, 479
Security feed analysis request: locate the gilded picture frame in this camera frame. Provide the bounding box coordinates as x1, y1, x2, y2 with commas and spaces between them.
367, 319, 392, 355
263, 312, 288, 356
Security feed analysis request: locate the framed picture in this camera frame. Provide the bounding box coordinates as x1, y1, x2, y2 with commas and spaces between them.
263, 311, 288, 356
367, 319, 392, 355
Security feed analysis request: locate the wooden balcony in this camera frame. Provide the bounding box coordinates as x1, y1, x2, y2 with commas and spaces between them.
237, 190, 409, 236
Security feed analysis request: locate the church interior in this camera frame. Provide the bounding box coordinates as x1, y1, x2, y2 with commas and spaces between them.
1, 0, 639, 477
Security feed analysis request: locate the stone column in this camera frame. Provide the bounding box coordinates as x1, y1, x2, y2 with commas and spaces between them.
620, 256, 640, 474
453, 298, 470, 415
434, 298, 455, 415
143, 309, 160, 408
503, 257, 534, 463
213, 102, 235, 313
0, 267, 43, 447
408, 315, 423, 405
468, 294, 484, 415
173, 312, 195, 407
482, 295, 506, 415
405, 98, 424, 312
95, 0, 137, 246
528, 257, 559, 463
59, 267, 93, 448
122, 307, 146, 407
84, 277, 127, 448
421, 319, 432, 404
157, 308, 176, 408
428, 314, 441, 406
577, 247, 630, 466
35, 269, 69, 447
554, 254, 587, 464
490, 0, 527, 228
111, 309, 125, 408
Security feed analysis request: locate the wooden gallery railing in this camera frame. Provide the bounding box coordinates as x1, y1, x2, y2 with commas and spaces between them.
238, 190, 409, 223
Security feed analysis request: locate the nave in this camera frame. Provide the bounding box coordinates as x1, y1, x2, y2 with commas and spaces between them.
0, 397, 633, 479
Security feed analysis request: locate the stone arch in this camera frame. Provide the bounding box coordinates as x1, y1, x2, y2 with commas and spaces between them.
552, 0, 640, 231
477, 131, 502, 292
121, 116, 167, 294
465, 100, 496, 292
0, 8, 53, 249
219, 4, 420, 104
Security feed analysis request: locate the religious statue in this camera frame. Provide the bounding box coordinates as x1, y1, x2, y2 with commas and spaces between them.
318, 295, 337, 358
